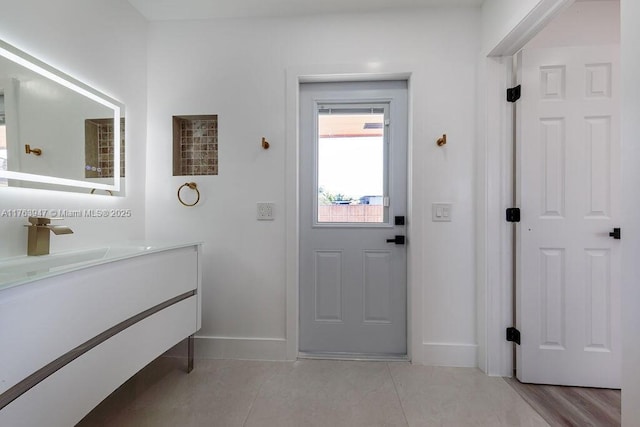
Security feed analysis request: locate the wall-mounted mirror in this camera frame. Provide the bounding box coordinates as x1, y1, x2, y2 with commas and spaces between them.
0, 39, 124, 195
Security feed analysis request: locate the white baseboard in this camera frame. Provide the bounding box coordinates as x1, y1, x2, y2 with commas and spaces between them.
422, 342, 478, 368
186, 336, 288, 360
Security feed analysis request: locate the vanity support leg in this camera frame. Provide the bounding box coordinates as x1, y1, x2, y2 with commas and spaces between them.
187, 334, 194, 373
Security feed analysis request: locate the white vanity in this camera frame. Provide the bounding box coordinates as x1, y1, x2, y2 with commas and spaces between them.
0, 242, 202, 426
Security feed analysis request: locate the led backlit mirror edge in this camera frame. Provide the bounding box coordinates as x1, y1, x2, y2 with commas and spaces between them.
0, 38, 123, 193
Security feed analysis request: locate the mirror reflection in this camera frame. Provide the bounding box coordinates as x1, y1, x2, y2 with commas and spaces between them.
0, 39, 124, 195
0, 94, 6, 186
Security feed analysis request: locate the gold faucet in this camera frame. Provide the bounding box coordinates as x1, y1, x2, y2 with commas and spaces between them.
25, 217, 74, 256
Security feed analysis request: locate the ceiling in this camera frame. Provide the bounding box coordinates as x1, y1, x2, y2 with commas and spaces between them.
127, 0, 484, 21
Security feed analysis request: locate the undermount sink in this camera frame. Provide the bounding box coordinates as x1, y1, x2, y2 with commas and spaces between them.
0, 242, 190, 291
0, 248, 110, 275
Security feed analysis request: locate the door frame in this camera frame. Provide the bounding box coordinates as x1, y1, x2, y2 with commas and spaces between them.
479, 0, 580, 377
285, 66, 419, 362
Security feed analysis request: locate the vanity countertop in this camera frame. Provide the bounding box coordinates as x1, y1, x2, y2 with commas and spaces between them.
0, 241, 202, 292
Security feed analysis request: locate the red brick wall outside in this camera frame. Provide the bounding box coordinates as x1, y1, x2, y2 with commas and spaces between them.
318, 205, 383, 223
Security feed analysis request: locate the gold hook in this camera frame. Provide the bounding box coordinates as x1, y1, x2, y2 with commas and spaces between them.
25, 144, 42, 156
90, 188, 113, 196
436, 134, 447, 147
178, 182, 200, 207
261, 137, 270, 150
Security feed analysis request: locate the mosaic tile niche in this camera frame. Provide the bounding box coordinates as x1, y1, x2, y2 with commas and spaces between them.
173, 115, 218, 176
84, 118, 125, 178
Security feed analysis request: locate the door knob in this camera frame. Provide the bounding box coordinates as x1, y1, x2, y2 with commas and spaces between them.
386, 235, 405, 245
609, 228, 621, 240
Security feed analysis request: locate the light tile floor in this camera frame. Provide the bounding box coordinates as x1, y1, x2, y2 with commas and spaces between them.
78, 357, 549, 427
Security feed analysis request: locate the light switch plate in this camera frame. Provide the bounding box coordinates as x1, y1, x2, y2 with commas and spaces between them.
257, 202, 275, 220
432, 203, 452, 222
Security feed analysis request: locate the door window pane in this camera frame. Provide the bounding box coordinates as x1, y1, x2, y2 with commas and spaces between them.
317, 106, 387, 223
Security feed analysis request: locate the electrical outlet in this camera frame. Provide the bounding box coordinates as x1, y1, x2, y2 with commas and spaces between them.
257, 202, 275, 220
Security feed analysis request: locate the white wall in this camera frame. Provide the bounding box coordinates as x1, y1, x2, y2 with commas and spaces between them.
146, 8, 481, 363
620, 0, 640, 423
481, 0, 544, 54
526, 0, 620, 48
0, 0, 147, 257
475, 53, 514, 376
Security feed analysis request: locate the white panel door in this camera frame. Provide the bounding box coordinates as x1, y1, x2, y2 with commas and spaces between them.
299, 81, 408, 357
517, 46, 621, 388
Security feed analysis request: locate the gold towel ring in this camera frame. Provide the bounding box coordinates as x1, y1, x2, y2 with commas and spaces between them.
90, 188, 114, 196
178, 182, 200, 207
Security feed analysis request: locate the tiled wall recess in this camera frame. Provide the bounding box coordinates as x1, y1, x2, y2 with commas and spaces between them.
85, 118, 125, 178
173, 115, 218, 176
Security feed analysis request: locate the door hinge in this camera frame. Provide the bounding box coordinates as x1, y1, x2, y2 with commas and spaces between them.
506, 208, 520, 223
383, 197, 390, 207
507, 85, 521, 103
506, 327, 521, 345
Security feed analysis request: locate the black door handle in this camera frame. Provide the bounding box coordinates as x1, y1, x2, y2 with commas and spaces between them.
386, 235, 405, 245
609, 228, 621, 240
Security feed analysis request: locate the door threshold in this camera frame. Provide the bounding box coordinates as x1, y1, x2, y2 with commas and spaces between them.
298, 351, 409, 362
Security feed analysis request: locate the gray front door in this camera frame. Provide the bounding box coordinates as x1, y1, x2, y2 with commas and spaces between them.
299, 81, 408, 357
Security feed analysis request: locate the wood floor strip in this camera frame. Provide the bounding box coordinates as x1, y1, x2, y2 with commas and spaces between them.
504, 377, 621, 427
562, 386, 618, 426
